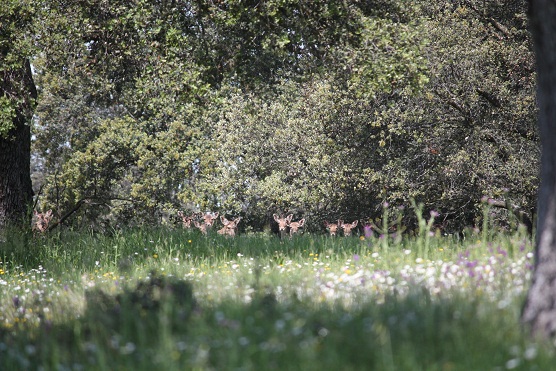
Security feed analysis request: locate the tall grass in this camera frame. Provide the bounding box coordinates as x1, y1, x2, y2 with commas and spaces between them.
0, 223, 552, 370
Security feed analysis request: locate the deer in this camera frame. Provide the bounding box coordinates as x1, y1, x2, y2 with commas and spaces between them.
288, 218, 305, 236
193, 220, 208, 234
194, 211, 219, 234
177, 211, 194, 228
200, 212, 219, 228
218, 216, 242, 237
33, 210, 53, 234
273, 214, 293, 238
324, 220, 341, 236
339, 220, 359, 236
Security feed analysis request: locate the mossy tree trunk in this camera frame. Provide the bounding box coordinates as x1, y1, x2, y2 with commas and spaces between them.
521, 0, 556, 338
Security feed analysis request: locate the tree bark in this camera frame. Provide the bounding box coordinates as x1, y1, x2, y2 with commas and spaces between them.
0, 59, 36, 231
521, 0, 556, 338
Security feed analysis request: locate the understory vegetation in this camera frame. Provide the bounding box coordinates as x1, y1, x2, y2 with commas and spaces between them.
1, 222, 554, 370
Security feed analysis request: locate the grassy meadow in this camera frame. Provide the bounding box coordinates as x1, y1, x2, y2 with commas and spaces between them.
0, 223, 554, 370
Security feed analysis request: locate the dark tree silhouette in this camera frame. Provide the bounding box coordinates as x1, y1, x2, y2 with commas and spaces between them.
521, 0, 556, 338
0, 59, 36, 230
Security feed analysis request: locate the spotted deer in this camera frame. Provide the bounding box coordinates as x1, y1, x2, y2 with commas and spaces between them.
273, 214, 293, 238
324, 220, 340, 236
339, 220, 358, 236
288, 218, 305, 236
218, 216, 242, 237
177, 211, 194, 228
33, 210, 53, 234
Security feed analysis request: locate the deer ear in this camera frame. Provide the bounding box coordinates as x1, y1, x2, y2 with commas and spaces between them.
273, 214, 279, 221
352, 220, 358, 227
299, 219, 305, 226
286, 214, 293, 222
46, 210, 53, 217
214, 212, 219, 218
220, 216, 229, 225
34, 210, 39, 216
324, 221, 329, 227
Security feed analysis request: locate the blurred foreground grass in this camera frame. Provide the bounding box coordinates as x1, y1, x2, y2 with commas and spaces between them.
0, 227, 553, 370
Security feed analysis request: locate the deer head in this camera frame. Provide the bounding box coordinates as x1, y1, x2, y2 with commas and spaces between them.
201, 212, 219, 227
273, 214, 293, 232
288, 218, 305, 236
34, 210, 53, 233
218, 216, 242, 236
324, 220, 340, 236
177, 211, 194, 228
339, 220, 358, 236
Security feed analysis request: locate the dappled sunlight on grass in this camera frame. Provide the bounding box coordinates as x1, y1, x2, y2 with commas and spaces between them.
0, 229, 552, 370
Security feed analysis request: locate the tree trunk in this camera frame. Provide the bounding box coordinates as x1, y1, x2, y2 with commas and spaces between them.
521, 0, 556, 338
0, 59, 36, 231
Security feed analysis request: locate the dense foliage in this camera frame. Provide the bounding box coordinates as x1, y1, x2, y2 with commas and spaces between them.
26, 0, 537, 233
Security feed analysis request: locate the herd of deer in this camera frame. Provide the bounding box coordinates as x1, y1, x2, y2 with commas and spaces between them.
179, 212, 360, 238
323, 219, 359, 237
178, 211, 242, 237
32, 209, 360, 238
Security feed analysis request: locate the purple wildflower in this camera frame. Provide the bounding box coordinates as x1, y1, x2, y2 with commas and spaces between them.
466, 260, 478, 269
364, 224, 373, 239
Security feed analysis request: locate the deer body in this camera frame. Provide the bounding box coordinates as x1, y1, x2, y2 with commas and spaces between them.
194, 220, 208, 234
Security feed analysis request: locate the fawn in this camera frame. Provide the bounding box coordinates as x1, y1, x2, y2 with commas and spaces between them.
194, 212, 219, 234
288, 218, 305, 236
33, 210, 53, 234
339, 220, 359, 236
218, 216, 242, 237
200, 212, 219, 227
273, 214, 293, 238
324, 220, 340, 236
177, 211, 194, 228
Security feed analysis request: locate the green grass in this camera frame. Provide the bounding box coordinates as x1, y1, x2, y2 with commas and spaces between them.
0, 227, 553, 370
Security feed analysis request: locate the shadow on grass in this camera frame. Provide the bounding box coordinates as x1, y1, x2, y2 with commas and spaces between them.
0, 271, 553, 371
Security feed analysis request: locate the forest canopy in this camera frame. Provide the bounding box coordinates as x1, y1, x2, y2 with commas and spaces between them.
19, 0, 536, 233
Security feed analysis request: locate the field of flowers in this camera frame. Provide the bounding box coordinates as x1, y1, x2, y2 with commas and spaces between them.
0, 227, 554, 370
